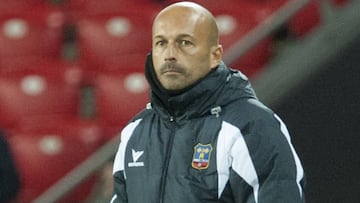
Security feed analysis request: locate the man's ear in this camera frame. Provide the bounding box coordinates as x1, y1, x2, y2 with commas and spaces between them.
210, 45, 223, 68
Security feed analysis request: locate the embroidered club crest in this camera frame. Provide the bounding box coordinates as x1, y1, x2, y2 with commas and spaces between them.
192, 143, 213, 170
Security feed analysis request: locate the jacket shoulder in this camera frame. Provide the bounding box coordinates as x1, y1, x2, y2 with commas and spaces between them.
128, 103, 154, 123
223, 97, 275, 125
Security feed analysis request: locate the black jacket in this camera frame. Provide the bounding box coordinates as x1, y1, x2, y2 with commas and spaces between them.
112, 55, 305, 203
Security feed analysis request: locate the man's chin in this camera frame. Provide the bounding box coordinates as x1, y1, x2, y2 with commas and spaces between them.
162, 82, 185, 92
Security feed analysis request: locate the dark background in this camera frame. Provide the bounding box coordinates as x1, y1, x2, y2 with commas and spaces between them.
274, 36, 360, 202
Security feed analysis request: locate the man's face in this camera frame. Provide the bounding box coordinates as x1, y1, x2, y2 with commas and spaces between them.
152, 8, 219, 91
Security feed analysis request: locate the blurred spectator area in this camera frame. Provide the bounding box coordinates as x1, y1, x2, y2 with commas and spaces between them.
0, 0, 355, 202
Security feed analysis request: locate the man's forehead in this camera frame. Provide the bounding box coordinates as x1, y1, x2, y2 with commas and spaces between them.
152, 18, 200, 41
153, 33, 194, 40
153, 13, 202, 35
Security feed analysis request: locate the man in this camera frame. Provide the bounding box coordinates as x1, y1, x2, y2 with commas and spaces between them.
112, 1, 305, 203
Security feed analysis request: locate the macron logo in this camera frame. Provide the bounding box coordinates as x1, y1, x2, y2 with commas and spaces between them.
128, 149, 144, 167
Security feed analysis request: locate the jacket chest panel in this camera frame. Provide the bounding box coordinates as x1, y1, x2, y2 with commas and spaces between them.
124, 116, 223, 199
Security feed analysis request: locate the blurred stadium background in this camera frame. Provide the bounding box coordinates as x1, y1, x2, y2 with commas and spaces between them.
0, 0, 358, 202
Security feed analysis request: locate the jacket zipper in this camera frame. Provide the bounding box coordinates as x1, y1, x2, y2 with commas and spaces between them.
159, 115, 176, 203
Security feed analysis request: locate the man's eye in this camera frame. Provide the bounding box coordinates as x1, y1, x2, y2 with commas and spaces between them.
180, 40, 192, 46
155, 41, 165, 46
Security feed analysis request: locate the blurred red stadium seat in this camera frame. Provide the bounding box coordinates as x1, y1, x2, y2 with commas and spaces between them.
0, 60, 83, 129
7, 117, 105, 203
74, 3, 160, 81
79, 52, 147, 84
64, 0, 163, 18
0, 0, 49, 10
0, 5, 66, 66
94, 71, 149, 128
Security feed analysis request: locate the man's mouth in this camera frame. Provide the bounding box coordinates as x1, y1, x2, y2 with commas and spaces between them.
161, 63, 184, 74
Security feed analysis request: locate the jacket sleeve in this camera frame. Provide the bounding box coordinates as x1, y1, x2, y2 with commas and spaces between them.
110, 137, 128, 203
111, 119, 142, 203
229, 114, 305, 203
110, 171, 128, 203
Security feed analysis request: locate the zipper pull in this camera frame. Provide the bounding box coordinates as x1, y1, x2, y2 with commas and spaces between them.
169, 116, 174, 122
210, 106, 222, 117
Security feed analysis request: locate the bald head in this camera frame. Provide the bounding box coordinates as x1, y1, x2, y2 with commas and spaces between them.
153, 2, 219, 46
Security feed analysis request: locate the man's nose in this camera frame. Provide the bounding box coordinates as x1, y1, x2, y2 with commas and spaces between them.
164, 43, 176, 62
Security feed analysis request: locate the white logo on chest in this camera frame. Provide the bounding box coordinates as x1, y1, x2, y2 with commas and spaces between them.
128, 149, 144, 167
